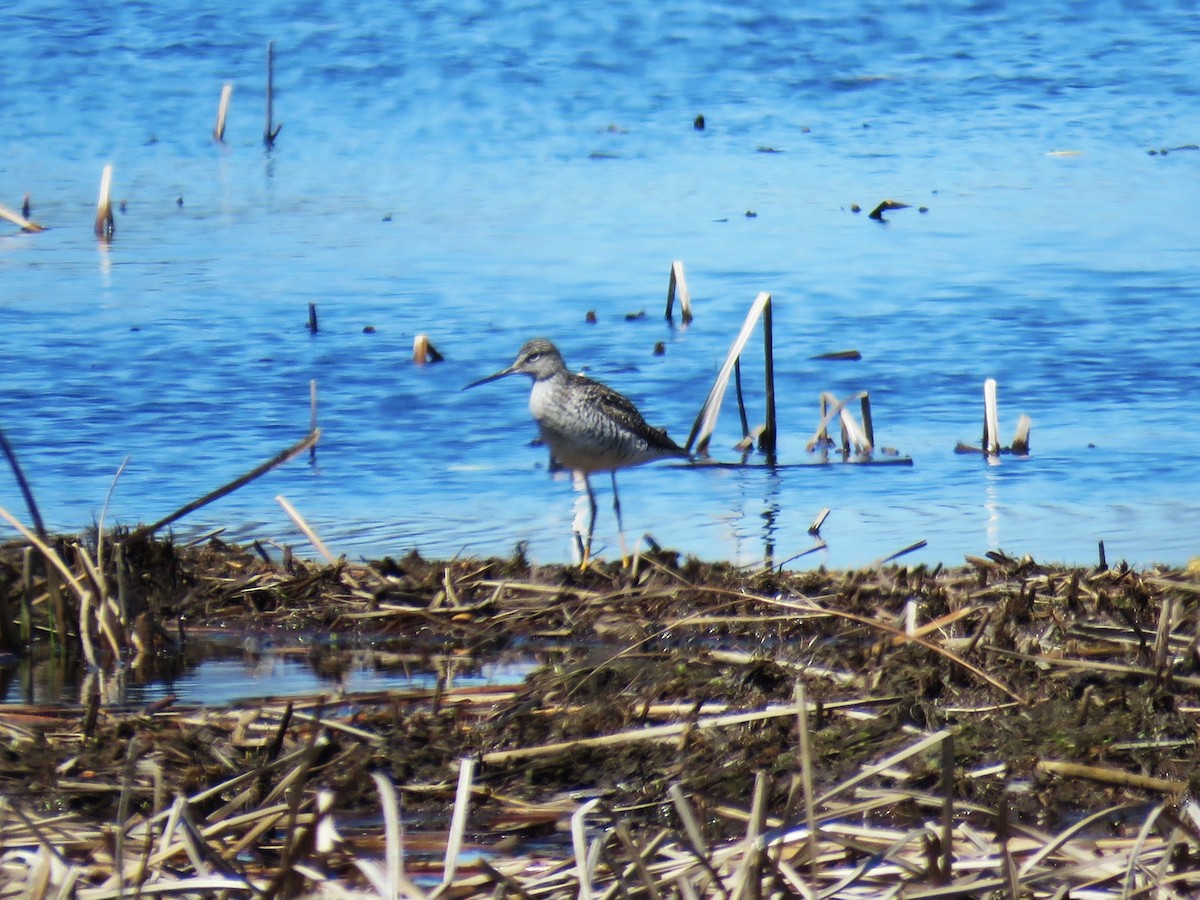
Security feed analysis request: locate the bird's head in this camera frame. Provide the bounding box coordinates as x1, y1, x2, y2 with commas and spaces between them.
463, 338, 566, 389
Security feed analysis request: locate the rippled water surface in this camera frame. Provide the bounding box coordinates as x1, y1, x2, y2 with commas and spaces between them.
2, 0, 1200, 570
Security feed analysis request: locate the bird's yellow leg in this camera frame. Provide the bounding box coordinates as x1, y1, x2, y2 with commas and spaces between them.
580, 474, 598, 571
611, 472, 631, 567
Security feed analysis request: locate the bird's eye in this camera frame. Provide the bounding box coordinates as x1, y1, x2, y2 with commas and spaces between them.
526, 352, 540, 362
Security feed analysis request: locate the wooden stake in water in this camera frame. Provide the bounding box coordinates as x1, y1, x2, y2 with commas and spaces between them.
214, 83, 233, 142
307, 302, 318, 334
264, 41, 282, 147
94, 165, 114, 241
665, 259, 693, 323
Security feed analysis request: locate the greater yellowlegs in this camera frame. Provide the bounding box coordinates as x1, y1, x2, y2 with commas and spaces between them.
464, 338, 686, 566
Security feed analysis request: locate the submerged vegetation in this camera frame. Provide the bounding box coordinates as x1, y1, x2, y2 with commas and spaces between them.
4, 532, 1200, 896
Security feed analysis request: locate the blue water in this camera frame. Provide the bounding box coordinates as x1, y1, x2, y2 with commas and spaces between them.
0, 637, 536, 707
2, 0, 1199, 570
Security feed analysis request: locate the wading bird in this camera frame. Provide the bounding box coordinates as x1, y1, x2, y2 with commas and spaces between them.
464, 338, 686, 566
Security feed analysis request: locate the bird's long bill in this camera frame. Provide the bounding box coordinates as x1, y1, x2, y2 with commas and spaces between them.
462, 366, 515, 391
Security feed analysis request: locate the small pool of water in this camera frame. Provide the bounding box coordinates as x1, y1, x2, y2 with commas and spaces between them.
0, 634, 542, 707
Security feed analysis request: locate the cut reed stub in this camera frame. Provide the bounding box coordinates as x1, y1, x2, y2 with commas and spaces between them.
665, 259, 693, 324
412, 334, 445, 365
1011, 413, 1031, 455
94, 165, 114, 241
214, 82, 233, 142
956, 379, 1032, 456
264, 41, 282, 147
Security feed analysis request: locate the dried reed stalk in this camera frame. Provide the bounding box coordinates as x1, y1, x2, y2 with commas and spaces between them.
483, 703, 804, 764
0, 201, 44, 232
413, 334, 445, 364
686, 292, 771, 455
275, 495, 337, 563
94, 164, 114, 240
665, 259, 692, 323
983, 378, 1000, 455
130, 428, 320, 540
264, 41, 281, 146
1011, 412, 1031, 454
214, 83, 233, 141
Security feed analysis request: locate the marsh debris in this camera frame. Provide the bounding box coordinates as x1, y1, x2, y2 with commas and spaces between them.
4, 536, 1200, 896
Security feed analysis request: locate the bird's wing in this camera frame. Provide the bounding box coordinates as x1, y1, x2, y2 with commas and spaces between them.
590, 383, 684, 453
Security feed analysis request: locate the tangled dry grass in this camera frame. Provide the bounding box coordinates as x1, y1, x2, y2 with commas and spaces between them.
4, 534, 1200, 897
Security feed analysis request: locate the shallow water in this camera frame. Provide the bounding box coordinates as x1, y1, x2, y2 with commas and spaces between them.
2, 0, 1200, 571
0, 635, 538, 707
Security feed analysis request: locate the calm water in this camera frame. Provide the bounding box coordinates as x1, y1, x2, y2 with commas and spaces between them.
2, 0, 1200, 571
0, 637, 537, 707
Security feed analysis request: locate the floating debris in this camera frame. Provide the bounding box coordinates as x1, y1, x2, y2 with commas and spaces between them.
869, 198, 910, 220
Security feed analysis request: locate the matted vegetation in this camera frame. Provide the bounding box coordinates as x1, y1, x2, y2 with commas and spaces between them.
4, 534, 1200, 897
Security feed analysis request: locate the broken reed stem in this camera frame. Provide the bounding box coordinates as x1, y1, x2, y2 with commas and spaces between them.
0, 202, 44, 232
686, 291, 771, 454
760, 293, 776, 456
130, 429, 321, 540
412, 334, 445, 364
214, 83, 233, 142
983, 378, 1000, 455
94, 164, 114, 241
572, 798, 602, 900
795, 683, 818, 873
20, 547, 33, 649
1036, 759, 1185, 794
1154, 596, 1174, 676
309, 380, 318, 462
860, 393, 875, 449
665, 259, 692, 323
484, 703, 804, 764
0, 425, 47, 540
275, 495, 337, 563
0, 504, 89, 630
941, 731, 954, 882
807, 391, 867, 452
264, 41, 279, 147
439, 758, 476, 889
733, 358, 750, 439
1012, 413, 1031, 454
